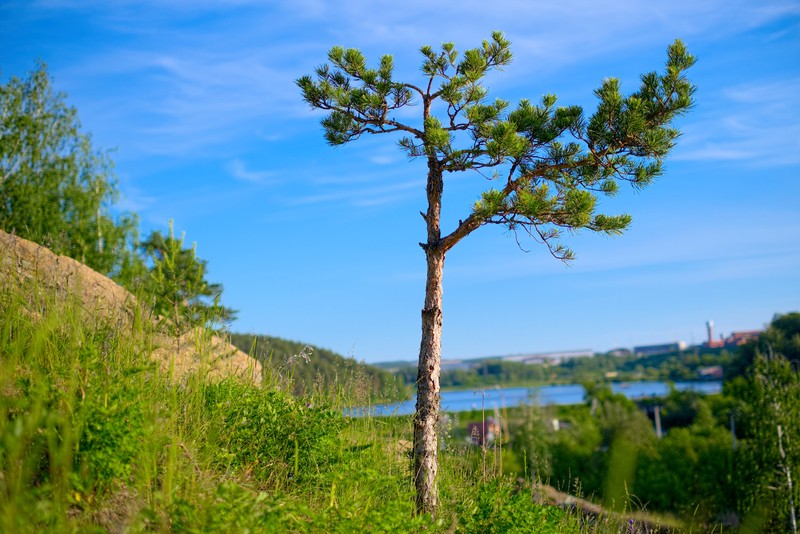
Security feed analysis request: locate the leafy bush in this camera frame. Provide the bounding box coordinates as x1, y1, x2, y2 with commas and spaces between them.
634, 424, 734, 520
74, 388, 147, 494
457, 478, 569, 533
165, 483, 312, 533
203, 379, 346, 483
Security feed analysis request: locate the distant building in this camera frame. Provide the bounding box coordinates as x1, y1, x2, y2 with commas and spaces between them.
725, 330, 761, 346
607, 348, 632, 357
704, 320, 725, 348
440, 359, 474, 372
500, 350, 594, 365
466, 417, 500, 446
550, 418, 572, 432
698, 365, 723, 380
633, 342, 687, 357
702, 320, 762, 349
508, 355, 552, 366
500, 354, 533, 363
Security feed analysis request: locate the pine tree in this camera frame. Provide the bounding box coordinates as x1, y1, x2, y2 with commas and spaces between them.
298, 32, 695, 515
140, 222, 236, 335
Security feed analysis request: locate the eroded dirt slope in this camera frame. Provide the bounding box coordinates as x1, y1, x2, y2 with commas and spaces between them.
0, 230, 261, 384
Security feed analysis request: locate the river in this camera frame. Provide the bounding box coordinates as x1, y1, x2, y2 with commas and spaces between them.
350, 380, 722, 417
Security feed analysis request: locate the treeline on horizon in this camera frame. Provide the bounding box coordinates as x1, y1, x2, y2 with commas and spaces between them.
234, 334, 733, 401
388, 345, 737, 389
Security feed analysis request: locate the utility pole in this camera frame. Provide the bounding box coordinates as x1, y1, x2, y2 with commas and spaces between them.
654, 405, 663, 439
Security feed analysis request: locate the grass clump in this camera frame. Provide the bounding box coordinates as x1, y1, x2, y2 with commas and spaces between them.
165, 483, 313, 533
0, 290, 157, 531
202, 379, 345, 483
456, 478, 569, 533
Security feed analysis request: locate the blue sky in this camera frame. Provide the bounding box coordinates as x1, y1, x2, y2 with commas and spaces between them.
3, 1, 799, 363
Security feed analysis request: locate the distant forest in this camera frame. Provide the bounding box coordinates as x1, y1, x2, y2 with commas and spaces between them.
388, 347, 735, 389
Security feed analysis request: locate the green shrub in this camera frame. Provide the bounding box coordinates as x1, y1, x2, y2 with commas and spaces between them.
74, 389, 147, 494
165, 482, 312, 533
456, 478, 570, 533
203, 379, 346, 483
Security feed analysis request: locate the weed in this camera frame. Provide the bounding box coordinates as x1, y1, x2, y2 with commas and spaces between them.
202, 378, 346, 485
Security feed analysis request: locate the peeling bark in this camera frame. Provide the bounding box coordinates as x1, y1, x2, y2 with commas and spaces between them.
414, 149, 445, 516
414, 247, 444, 516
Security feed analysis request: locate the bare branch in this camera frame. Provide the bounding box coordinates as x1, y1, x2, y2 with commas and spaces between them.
440, 212, 484, 252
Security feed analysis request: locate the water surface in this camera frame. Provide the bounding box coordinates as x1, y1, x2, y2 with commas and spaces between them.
351, 380, 722, 417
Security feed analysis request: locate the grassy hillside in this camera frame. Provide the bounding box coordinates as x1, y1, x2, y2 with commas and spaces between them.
228, 333, 407, 402
2, 281, 637, 533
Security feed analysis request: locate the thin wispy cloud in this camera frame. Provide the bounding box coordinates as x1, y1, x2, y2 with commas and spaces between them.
291, 0, 800, 78
723, 77, 800, 105
444, 244, 800, 289
441, 208, 800, 284
58, 42, 309, 155
289, 177, 424, 207
227, 159, 274, 185
580, 250, 800, 290
136, 185, 257, 227
675, 77, 800, 165
368, 154, 400, 166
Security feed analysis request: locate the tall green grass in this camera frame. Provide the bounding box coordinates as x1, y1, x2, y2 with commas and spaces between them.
0, 283, 624, 532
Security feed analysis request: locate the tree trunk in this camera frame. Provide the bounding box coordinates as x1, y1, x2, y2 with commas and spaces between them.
414, 148, 444, 517
414, 246, 444, 516
778, 425, 797, 534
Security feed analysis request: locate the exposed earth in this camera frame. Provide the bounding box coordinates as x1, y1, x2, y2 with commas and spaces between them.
0, 229, 261, 384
